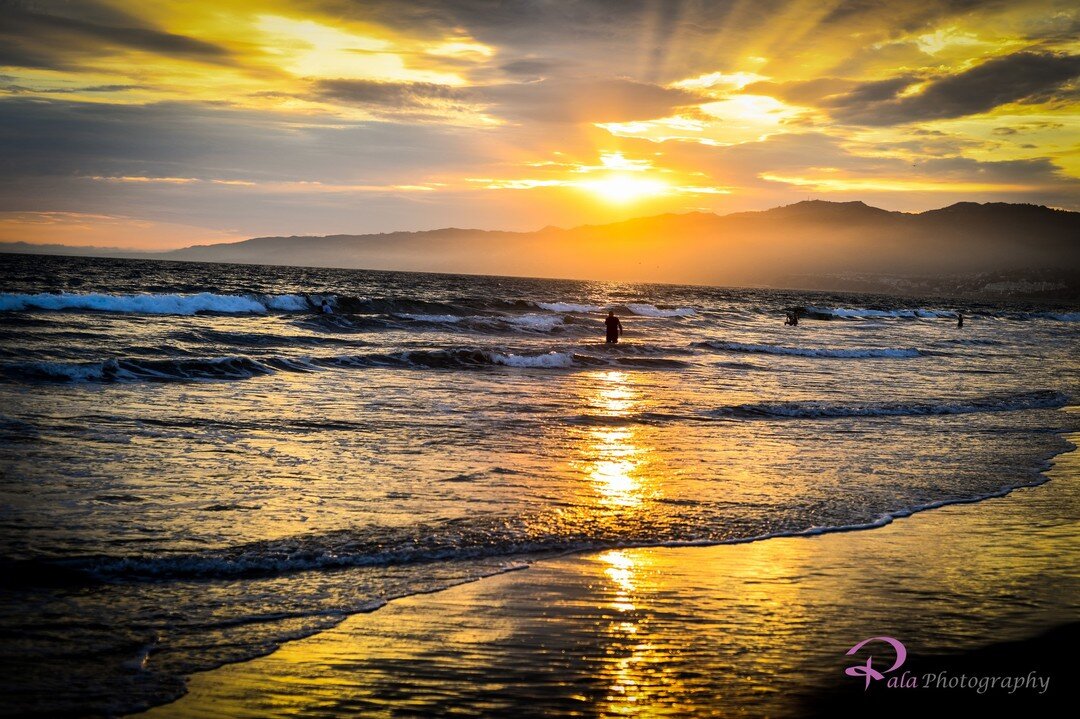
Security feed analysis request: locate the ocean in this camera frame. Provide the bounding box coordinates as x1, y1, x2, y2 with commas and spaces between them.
0, 253, 1077, 716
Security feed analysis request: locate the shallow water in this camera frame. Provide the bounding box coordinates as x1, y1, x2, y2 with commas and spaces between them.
0, 254, 1078, 716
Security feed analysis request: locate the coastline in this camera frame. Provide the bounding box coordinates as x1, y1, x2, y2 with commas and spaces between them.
138, 424, 1080, 717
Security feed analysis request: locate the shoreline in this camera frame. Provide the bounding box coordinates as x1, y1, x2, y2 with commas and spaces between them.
137, 426, 1080, 717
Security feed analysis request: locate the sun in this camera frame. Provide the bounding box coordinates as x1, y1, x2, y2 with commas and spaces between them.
581, 173, 669, 203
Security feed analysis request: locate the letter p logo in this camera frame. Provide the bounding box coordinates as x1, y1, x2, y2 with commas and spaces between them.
844, 636, 907, 690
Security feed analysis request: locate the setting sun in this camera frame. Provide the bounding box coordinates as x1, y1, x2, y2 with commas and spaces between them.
582, 174, 670, 203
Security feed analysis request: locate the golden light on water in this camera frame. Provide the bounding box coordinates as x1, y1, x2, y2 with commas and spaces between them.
588, 428, 644, 508
579, 370, 652, 510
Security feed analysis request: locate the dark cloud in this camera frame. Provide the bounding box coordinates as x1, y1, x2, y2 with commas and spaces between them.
310, 75, 698, 123
827, 52, 1080, 125
0, 97, 505, 234
0, 98, 486, 182
0, 0, 229, 70
838, 75, 918, 104
499, 59, 565, 78
313, 80, 469, 110
1, 83, 147, 94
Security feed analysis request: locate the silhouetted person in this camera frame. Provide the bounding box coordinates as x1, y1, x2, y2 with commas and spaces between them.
785, 311, 799, 326
321, 299, 333, 315
957, 312, 964, 328
605, 311, 623, 343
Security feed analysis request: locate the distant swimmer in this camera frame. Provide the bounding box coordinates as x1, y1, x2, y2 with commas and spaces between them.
957, 312, 964, 328
321, 299, 333, 315
784, 310, 799, 326
605, 310, 623, 344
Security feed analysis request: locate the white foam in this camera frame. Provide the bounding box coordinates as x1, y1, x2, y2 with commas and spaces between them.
535, 301, 604, 313
0, 292, 306, 315
626, 303, 695, 317
506, 313, 565, 331
490, 351, 574, 368
26, 360, 114, 382
703, 341, 920, 358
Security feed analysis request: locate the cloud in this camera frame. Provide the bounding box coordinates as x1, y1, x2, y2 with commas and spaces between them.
498, 58, 567, 79
313, 79, 470, 111
826, 52, 1080, 125
482, 78, 701, 123
0, 0, 229, 70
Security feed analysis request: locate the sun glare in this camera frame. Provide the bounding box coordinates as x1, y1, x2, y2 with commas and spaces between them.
582, 174, 669, 203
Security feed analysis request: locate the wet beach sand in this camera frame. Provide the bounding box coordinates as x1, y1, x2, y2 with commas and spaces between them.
139, 427, 1079, 718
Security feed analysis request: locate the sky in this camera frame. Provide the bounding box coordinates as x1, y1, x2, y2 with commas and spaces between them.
1, 0, 1078, 249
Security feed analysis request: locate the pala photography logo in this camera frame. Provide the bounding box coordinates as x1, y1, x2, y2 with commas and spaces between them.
844, 636, 1050, 695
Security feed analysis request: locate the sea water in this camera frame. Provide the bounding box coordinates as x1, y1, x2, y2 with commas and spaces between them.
0, 254, 1077, 715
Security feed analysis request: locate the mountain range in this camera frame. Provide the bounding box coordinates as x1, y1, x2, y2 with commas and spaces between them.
3, 201, 1078, 298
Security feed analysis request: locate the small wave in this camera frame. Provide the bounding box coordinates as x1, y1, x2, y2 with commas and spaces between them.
1037, 312, 1080, 321
490, 351, 574, 368
534, 301, 603, 313
614, 357, 690, 368
376, 312, 569, 334
504, 313, 565, 332
696, 341, 920, 358
805, 306, 955, 319
721, 390, 1068, 418
394, 313, 463, 323
1, 344, 701, 383
4, 357, 278, 383
624, 303, 696, 317
934, 337, 1003, 346
0, 292, 314, 315
1, 348, 587, 383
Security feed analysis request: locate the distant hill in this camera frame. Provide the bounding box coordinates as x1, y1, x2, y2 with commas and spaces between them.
4, 201, 1079, 298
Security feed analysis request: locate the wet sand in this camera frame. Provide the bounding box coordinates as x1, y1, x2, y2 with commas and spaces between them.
139, 429, 1079, 718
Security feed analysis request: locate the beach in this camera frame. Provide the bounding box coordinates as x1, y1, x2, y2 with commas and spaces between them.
140, 427, 1078, 717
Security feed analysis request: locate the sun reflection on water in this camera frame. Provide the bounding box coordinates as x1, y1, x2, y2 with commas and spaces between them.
577, 370, 658, 511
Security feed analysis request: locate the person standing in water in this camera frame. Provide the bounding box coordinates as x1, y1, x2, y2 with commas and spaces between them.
605, 310, 623, 344
957, 312, 964, 328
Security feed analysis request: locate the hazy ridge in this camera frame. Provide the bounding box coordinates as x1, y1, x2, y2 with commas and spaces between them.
3, 201, 1078, 298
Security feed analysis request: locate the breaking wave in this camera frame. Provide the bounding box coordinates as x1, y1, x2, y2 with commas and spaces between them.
0, 291, 303, 315
1, 347, 695, 383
